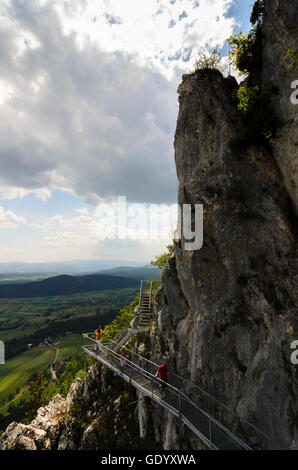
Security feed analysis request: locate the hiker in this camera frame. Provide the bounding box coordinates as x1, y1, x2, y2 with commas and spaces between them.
155, 360, 168, 393
120, 346, 127, 367
95, 325, 103, 340
94, 325, 103, 353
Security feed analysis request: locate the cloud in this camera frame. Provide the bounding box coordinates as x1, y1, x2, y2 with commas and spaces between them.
37, 205, 175, 263
0, 0, 236, 207
0, 185, 52, 200
56, 0, 235, 75
48, 199, 177, 245
0, 206, 26, 228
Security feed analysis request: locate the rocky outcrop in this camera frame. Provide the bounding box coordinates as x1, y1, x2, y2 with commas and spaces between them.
148, 0, 298, 450
1, 394, 67, 450
1, 363, 159, 451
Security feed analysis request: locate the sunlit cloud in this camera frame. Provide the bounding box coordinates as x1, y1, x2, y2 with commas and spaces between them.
0, 206, 26, 228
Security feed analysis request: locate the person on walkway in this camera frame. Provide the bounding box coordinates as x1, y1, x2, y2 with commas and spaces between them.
155, 360, 168, 394
94, 325, 103, 353
120, 346, 127, 367
95, 325, 103, 340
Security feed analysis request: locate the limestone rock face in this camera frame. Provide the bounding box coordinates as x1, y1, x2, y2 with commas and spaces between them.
57, 377, 84, 450
151, 0, 298, 450
79, 420, 101, 450
1, 395, 67, 450
1, 359, 155, 451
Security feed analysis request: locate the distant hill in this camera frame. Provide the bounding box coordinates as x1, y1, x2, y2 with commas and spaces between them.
98, 265, 161, 280
0, 274, 139, 298
0, 260, 146, 275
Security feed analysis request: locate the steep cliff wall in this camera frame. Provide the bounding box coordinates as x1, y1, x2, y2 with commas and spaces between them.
146, 0, 298, 450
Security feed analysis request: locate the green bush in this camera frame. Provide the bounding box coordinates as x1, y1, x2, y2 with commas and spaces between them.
101, 294, 140, 343
285, 48, 297, 70
229, 1, 264, 75
250, 0, 264, 26
230, 83, 278, 149
192, 48, 223, 72
150, 245, 174, 271
228, 32, 255, 74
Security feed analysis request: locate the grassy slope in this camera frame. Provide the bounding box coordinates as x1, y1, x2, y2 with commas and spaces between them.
0, 287, 138, 416
0, 334, 82, 415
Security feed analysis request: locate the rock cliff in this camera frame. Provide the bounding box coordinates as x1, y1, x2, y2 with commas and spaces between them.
143, 0, 298, 450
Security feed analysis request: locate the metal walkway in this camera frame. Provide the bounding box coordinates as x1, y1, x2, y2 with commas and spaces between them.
82, 281, 275, 450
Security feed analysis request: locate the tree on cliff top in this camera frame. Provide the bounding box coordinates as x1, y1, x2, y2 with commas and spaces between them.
150, 245, 174, 271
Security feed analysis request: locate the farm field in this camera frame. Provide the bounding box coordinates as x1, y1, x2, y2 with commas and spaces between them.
0, 334, 82, 416
0, 287, 137, 411
0, 284, 140, 429
0, 287, 138, 343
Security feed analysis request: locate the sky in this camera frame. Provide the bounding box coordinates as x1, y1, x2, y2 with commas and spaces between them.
0, 0, 253, 264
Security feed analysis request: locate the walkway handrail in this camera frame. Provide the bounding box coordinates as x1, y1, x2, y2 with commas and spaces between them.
82, 337, 251, 450
83, 333, 181, 396
83, 332, 276, 449
138, 280, 152, 311
138, 280, 144, 312
171, 372, 276, 449
149, 281, 152, 310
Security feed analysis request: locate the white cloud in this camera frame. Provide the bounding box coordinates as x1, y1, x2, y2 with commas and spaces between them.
76, 207, 90, 215
55, 0, 235, 78
0, 0, 237, 209
0, 206, 26, 228
42, 230, 98, 248
0, 185, 52, 201
41, 197, 177, 252
0, 80, 14, 105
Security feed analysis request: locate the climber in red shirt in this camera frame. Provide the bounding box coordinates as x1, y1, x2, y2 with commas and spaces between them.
155, 360, 168, 383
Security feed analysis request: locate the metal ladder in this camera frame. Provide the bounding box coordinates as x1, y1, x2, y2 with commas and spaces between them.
135, 280, 153, 329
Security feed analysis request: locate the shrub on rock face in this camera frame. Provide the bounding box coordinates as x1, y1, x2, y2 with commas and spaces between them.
192, 48, 223, 73
229, 84, 278, 150
285, 48, 297, 70
250, 0, 264, 27
228, 32, 257, 74
235, 84, 277, 140
150, 245, 174, 271
228, 1, 264, 76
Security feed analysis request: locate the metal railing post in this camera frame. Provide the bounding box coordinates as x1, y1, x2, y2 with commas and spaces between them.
83, 352, 86, 380
138, 280, 143, 312
149, 281, 152, 310
179, 391, 181, 420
